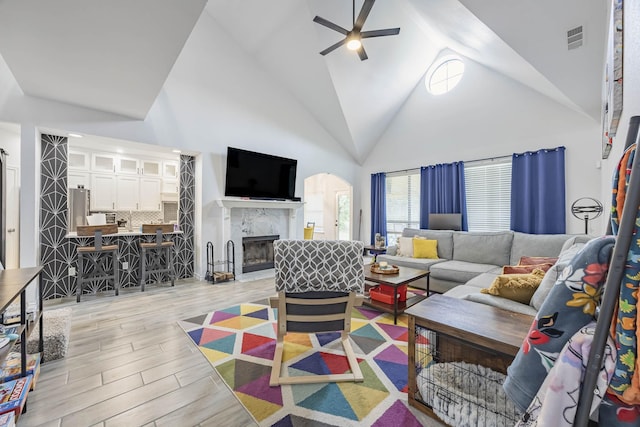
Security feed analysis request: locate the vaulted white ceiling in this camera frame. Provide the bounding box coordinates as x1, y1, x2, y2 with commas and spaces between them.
0, 0, 608, 163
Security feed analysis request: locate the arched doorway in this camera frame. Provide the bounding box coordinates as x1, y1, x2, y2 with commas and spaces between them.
303, 174, 352, 240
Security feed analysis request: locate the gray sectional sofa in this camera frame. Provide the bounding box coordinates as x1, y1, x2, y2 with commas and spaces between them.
376, 228, 591, 315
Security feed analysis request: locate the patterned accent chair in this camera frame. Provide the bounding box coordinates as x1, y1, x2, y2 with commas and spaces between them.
269, 239, 365, 386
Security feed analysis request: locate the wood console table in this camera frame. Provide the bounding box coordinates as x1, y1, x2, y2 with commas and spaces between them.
0, 267, 44, 375
406, 294, 533, 423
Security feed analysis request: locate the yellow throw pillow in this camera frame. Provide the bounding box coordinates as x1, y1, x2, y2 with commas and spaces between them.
480, 269, 546, 304
413, 239, 438, 259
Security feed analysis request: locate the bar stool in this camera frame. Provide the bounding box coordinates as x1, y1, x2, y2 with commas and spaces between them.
139, 224, 176, 291
76, 224, 119, 303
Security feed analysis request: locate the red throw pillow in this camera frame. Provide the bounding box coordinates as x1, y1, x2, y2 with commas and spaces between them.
503, 263, 553, 274
518, 256, 559, 266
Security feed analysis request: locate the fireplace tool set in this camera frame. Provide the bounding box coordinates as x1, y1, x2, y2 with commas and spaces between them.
205, 240, 235, 284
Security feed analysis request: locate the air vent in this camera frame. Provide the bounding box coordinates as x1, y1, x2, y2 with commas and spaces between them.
567, 26, 583, 50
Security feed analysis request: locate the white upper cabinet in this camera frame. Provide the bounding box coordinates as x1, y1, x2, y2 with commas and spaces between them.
68, 150, 90, 170
90, 174, 117, 211
139, 178, 162, 211
162, 179, 179, 194
68, 171, 89, 189
116, 175, 140, 210
163, 161, 179, 179
117, 157, 139, 175
141, 160, 161, 176
92, 154, 116, 173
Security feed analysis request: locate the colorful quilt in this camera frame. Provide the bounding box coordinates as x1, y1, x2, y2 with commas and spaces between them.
503, 236, 615, 412
506, 142, 640, 425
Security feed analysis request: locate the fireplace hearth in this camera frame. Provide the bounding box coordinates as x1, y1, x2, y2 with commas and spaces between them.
242, 235, 279, 273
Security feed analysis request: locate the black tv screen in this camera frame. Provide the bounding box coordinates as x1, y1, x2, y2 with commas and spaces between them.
224, 147, 297, 200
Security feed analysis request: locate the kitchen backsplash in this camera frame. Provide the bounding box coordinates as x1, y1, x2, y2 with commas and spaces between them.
113, 211, 165, 228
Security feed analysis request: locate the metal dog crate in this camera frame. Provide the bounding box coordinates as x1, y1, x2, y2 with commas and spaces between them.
406, 295, 533, 427
412, 324, 521, 426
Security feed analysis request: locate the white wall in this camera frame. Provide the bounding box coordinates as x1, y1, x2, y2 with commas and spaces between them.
0, 12, 362, 277
600, 0, 640, 229
361, 56, 603, 238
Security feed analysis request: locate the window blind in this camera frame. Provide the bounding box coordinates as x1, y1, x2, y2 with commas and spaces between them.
385, 173, 420, 245
464, 161, 512, 232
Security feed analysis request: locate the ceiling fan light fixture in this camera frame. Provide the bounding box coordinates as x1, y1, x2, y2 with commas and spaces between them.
346, 37, 362, 51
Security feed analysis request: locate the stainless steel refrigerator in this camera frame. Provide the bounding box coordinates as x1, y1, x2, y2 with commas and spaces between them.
68, 188, 90, 232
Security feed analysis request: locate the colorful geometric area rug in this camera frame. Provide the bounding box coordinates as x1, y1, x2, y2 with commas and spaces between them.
178, 302, 430, 427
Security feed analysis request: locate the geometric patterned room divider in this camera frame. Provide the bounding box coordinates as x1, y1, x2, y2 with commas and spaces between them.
39, 134, 195, 300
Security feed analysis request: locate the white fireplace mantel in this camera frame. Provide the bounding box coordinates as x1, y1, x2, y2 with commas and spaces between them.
216, 198, 303, 210
217, 199, 304, 259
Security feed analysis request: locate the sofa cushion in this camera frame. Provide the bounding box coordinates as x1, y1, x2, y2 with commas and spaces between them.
481, 269, 546, 304
509, 232, 578, 266
453, 231, 513, 266
464, 270, 502, 289
374, 254, 445, 271
430, 260, 499, 284
402, 228, 454, 259
414, 239, 438, 258
463, 293, 538, 316
529, 242, 586, 310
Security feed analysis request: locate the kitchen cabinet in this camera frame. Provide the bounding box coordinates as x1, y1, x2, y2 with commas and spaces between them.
117, 157, 139, 175
68, 171, 89, 189
91, 154, 116, 173
68, 150, 90, 170
139, 178, 162, 211
116, 175, 140, 210
163, 161, 179, 179
162, 179, 179, 194
141, 160, 161, 177
91, 174, 117, 211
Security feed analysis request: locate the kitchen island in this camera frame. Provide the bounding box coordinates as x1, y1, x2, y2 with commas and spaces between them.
65, 227, 184, 299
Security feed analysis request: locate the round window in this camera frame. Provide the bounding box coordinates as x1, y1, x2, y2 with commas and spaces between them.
426, 57, 465, 95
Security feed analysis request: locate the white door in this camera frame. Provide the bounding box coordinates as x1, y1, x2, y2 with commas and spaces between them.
335, 190, 351, 240
6, 167, 19, 268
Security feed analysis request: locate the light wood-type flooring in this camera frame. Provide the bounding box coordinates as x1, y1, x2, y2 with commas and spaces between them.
18, 276, 443, 427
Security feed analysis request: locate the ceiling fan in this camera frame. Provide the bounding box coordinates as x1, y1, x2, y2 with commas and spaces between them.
313, 0, 400, 61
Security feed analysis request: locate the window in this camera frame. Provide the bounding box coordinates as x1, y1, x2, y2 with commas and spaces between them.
464, 160, 512, 231
385, 172, 421, 246
426, 57, 465, 95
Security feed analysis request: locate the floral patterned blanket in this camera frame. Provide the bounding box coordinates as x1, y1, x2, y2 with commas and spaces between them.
503, 236, 615, 412
506, 142, 640, 425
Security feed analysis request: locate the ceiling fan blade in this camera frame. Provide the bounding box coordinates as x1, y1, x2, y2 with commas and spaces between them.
320, 38, 347, 56
354, 0, 375, 32
361, 28, 400, 39
357, 45, 368, 61
313, 16, 349, 35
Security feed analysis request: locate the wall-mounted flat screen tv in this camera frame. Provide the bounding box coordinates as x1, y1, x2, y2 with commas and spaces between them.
224, 147, 297, 200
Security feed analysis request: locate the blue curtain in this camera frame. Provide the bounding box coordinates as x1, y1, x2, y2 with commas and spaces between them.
511, 147, 566, 234
419, 162, 468, 230
370, 173, 387, 244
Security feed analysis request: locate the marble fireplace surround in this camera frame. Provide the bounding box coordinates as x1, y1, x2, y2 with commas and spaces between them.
216, 199, 304, 276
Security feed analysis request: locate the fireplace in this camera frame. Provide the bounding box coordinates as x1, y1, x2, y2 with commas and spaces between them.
242, 235, 279, 273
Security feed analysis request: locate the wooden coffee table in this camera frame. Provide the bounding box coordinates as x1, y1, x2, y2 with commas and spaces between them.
363, 264, 429, 324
